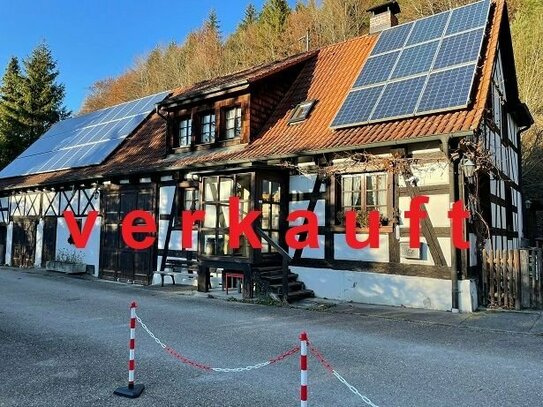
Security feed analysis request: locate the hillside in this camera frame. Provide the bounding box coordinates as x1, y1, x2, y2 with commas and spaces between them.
80, 0, 542, 201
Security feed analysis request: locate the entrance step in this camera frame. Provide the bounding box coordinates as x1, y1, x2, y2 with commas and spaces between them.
286, 289, 315, 302
257, 267, 314, 302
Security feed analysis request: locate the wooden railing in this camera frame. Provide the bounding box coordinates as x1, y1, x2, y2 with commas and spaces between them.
482, 248, 543, 309
255, 226, 292, 300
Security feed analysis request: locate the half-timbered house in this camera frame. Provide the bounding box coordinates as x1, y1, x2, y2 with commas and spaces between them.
0, 0, 532, 312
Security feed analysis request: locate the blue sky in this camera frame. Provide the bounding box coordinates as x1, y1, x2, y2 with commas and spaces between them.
0, 0, 295, 113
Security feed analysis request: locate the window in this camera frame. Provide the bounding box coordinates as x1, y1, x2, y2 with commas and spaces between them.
177, 117, 192, 147
501, 103, 509, 142
225, 107, 242, 139
288, 100, 316, 124
201, 174, 251, 257
174, 188, 200, 227
200, 112, 216, 144
339, 173, 388, 226
505, 185, 513, 232
184, 189, 200, 211
261, 180, 281, 253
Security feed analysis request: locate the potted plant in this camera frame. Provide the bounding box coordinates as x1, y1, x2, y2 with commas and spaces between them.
337, 209, 389, 228
46, 249, 87, 274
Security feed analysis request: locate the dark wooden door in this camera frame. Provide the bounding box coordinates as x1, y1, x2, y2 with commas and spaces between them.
41, 217, 57, 267
100, 186, 156, 284
0, 224, 7, 265
12, 218, 37, 267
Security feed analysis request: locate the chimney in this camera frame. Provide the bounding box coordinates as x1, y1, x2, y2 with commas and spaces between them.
367, 1, 401, 34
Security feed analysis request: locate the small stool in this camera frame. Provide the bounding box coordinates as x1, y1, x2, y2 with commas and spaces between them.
223, 272, 244, 295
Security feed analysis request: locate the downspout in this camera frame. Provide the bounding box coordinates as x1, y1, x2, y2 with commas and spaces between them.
443, 135, 460, 312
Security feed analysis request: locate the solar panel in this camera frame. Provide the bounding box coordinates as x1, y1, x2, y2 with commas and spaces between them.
433, 28, 485, 69
391, 41, 439, 79
371, 76, 427, 120
0, 91, 169, 179
446, 0, 491, 35
331, 0, 491, 129
353, 51, 400, 87
416, 64, 477, 113
371, 22, 414, 55
331, 86, 384, 127
406, 11, 450, 46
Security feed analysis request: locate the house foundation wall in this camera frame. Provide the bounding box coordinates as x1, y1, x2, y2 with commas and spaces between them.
292, 266, 477, 312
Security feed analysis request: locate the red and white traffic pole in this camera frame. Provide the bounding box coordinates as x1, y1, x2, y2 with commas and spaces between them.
300, 332, 308, 407
114, 301, 145, 398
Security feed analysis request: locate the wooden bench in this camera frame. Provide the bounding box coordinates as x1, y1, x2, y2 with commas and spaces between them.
158, 256, 198, 287
158, 270, 179, 287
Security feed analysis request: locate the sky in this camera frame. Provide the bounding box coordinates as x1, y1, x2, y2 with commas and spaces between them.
0, 0, 295, 113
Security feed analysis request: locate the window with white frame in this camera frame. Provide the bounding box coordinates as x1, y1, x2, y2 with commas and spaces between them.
200, 112, 216, 144
339, 173, 388, 225
177, 117, 192, 147
225, 107, 242, 139
184, 189, 200, 211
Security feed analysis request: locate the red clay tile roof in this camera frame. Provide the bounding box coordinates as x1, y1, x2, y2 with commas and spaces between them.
163, 0, 505, 170
0, 0, 506, 189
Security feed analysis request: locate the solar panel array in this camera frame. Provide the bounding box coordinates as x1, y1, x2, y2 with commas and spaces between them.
332, 0, 491, 129
0, 91, 169, 179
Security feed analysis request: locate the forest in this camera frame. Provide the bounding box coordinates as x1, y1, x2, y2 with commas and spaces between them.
79, 0, 542, 202
0, 0, 541, 202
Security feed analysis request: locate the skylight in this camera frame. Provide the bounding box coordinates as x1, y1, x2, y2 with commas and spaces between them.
288, 100, 316, 124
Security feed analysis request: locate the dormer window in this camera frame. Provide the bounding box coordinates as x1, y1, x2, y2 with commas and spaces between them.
177, 117, 192, 147
200, 112, 216, 144
289, 100, 316, 124
225, 107, 242, 139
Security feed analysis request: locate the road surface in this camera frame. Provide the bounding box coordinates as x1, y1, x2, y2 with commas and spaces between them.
1, 268, 542, 406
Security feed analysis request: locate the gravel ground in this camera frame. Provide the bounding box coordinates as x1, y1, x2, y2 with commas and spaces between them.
0, 268, 542, 407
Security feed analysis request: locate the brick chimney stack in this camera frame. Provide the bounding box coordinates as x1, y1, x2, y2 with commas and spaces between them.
367, 1, 401, 34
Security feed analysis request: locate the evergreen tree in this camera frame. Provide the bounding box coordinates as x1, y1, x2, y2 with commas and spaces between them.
259, 0, 291, 34
205, 9, 222, 39
21, 43, 68, 149
241, 3, 259, 28
0, 57, 26, 167
258, 0, 291, 59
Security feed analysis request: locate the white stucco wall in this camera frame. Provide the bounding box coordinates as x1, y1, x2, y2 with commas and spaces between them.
34, 219, 44, 267
289, 200, 326, 226
289, 235, 326, 259
399, 193, 451, 229
56, 216, 101, 276
334, 234, 389, 262
292, 266, 477, 312
5, 222, 13, 266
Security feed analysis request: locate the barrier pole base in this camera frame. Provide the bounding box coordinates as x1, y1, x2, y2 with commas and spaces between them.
114, 384, 145, 399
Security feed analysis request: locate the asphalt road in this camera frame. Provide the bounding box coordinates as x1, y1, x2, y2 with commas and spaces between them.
1, 268, 542, 407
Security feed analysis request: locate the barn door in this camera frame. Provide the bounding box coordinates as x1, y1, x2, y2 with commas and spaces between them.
41, 217, 57, 267
100, 186, 156, 284
12, 218, 37, 267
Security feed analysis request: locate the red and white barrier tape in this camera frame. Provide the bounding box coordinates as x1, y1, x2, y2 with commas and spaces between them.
135, 312, 299, 373
308, 341, 380, 407
135, 311, 380, 406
